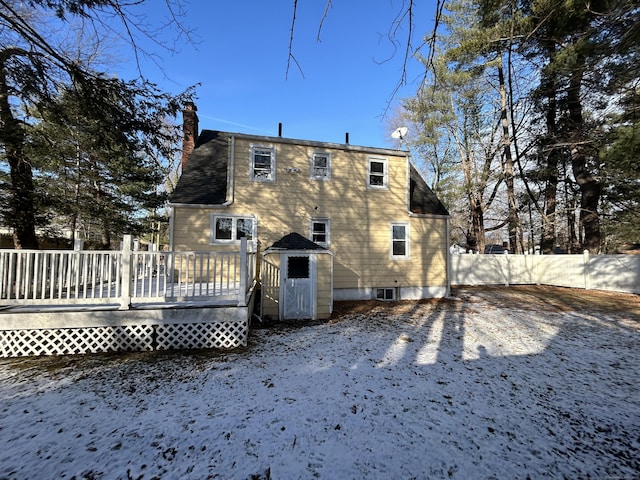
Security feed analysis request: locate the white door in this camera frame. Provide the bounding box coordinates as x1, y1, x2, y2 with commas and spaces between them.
282, 255, 313, 320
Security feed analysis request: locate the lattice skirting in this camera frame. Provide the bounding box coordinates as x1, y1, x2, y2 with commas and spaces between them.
0, 321, 248, 357
156, 322, 247, 350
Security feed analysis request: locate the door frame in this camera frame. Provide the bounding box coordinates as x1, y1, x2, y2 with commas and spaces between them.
279, 253, 317, 320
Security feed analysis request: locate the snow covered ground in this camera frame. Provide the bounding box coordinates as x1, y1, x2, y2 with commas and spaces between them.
1, 286, 639, 479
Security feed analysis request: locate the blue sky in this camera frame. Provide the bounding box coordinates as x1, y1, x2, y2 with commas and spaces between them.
114, 1, 436, 149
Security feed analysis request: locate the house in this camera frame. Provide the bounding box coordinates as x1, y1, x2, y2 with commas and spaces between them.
169, 104, 450, 321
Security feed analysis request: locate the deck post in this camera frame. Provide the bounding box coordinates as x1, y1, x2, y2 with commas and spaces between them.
120, 235, 133, 310
238, 237, 248, 306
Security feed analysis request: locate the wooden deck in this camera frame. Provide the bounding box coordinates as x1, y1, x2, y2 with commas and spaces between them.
0, 237, 258, 357
0, 287, 258, 357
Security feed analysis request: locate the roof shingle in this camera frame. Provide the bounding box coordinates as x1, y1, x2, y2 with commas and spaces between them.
270, 232, 327, 251
170, 131, 229, 205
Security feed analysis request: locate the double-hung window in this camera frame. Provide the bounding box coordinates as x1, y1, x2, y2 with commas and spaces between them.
211, 215, 255, 244
310, 218, 330, 247
390, 222, 409, 259
311, 152, 331, 180
368, 158, 388, 189
251, 146, 275, 182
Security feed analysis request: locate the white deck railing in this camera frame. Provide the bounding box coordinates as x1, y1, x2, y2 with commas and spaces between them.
0, 236, 256, 308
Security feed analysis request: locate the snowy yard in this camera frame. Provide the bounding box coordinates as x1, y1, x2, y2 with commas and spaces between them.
1, 286, 639, 479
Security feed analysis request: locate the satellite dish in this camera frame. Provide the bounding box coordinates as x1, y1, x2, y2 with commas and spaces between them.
391, 126, 408, 140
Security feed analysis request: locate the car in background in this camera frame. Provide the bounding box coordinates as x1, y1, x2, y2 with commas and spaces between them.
484, 244, 507, 254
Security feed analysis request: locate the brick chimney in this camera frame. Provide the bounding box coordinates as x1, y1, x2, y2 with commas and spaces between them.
181, 102, 199, 171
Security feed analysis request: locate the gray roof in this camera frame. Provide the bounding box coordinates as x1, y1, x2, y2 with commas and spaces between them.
170, 130, 449, 217
409, 164, 449, 216
170, 131, 229, 205
270, 232, 327, 251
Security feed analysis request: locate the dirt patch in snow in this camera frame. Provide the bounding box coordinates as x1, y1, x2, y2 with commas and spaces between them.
331, 285, 640, 319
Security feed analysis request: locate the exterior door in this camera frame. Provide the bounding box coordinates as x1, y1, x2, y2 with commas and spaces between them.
282, 255, 313, 320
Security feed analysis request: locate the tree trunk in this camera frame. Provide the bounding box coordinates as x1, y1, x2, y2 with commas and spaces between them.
0, 61, 39, 249
567, 55, 601, 253
498, 61, 520, 253
540, 50, 559, 255
454, 123, 486, 254
541, 151, 559, 254
93, 180, 112, 249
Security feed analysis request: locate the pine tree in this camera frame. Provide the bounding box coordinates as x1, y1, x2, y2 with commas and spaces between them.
0, 0, 194, 248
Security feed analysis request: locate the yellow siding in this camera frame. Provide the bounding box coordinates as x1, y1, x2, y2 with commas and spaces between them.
172, 207, 215, 251
315, 254, 333, 319
172, 135, 448, 295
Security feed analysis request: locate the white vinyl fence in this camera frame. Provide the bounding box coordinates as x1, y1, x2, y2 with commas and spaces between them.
450, 251, 640, 294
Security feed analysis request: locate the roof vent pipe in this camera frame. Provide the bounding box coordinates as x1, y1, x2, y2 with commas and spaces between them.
278, 122, 283, 137
345, 132, 349, 144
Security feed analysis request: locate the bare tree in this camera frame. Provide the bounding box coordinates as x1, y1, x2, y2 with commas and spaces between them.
0, 0, 194, 248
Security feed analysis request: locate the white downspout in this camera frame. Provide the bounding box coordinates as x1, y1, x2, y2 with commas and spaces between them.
168, 206, 175, 252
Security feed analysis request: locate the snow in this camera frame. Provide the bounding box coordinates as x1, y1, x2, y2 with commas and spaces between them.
1, 288, 639, 479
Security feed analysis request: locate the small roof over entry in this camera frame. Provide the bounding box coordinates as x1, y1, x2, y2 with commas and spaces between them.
266, 232, 329, 252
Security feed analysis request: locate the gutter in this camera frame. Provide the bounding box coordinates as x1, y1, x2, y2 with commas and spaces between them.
169, 205, 175, 251
167, 202, 230, 209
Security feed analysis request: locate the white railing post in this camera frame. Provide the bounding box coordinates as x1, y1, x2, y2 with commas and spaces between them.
120, 235, 133, 309
72, 239, 83, 299
238, 237, 248, 306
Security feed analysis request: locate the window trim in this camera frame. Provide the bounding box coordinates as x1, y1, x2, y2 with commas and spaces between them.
309, 218, 330, 247
210, 214, 257, 245
376, 288, 396, 301
250, 145, 276, 182
367, 157, 388, 190
310, 152, 331, 180
390, 222, 410, 259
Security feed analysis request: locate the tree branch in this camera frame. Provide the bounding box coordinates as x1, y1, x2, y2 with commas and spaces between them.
286, 0, 305, 79
317, 0, 332, 42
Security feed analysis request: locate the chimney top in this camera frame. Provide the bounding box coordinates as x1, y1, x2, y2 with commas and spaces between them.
181, 103, 199, 172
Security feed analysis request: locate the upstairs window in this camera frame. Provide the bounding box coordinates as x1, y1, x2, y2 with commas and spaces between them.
310, 218, 330, 246
368, 158, 388, 189
390, 222, 409, 259
251, 146, 275, 182
311, 152, 331, 180
211, 215, 255, 244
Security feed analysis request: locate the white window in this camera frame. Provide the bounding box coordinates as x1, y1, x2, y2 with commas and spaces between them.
211, 215, 256, 244
368, 158, 388, 189
251, 146, 275, 182
390, 222, 409, 259
310, 218, 330, 246
311, 152, 331, 180
376, 288, 396, 301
